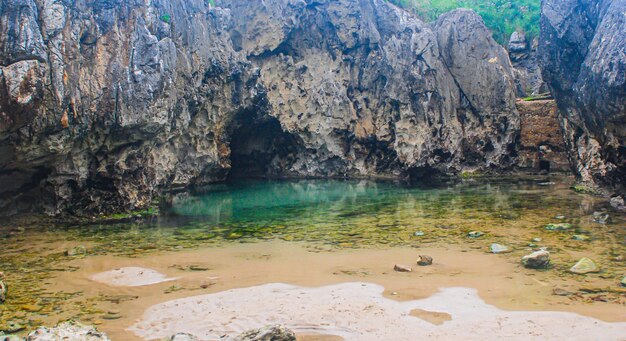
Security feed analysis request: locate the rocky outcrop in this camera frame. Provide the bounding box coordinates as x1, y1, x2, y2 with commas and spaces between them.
26, 321, 110, 341
516, 100, 569, 172
538, 0, 626, 195
508, 31, 548, 97
0, 0, 520, 216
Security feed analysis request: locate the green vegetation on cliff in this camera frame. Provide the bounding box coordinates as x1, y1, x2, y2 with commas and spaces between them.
388, 0, 540, 45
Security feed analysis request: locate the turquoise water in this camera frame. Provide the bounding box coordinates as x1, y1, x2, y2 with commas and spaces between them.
1, 176, 625, 331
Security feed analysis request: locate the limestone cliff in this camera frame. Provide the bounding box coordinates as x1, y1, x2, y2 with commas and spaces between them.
0, 0, 520, 216
538, 0, 626, 195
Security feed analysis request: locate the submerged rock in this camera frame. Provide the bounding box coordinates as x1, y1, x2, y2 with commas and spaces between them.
521, 250, 550, 269
228, 325, 296, 341
413, 231, 425, 237
572, 235, 590, 241
569, 258, 600, 274
394, 264, 412, 272
468, 231, 484, 238
27, 321, 110, 341
416, 255, 433, 266
592, 212, 610, 224
544, 223, 572, 231
65, 246, 87, 257
490, 244, 511, 254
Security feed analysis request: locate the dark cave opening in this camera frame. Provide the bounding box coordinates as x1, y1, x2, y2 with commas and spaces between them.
227, 110, 300, 180
539, 160, 551, 173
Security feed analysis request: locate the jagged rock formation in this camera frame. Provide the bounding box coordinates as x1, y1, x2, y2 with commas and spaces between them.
538, 0, 626, 195
508, 31, 547, 97
0, 0, 520, 216
516, 100, 569, 173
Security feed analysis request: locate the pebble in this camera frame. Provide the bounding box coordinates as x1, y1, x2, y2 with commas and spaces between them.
572, 235, 590, 241
569, 257, 600, 274
413, 231, 425, 237
532, 237, 542, 242
555, 215, 565, 220
65, 245, 87, 257
393, 264, 412, 272
545, 223, 572, 231
467, 231, 484, 238
416, 255, 433, 266
490, 243, 511, 254
552, 288, 573, 296
592, 212, 609, 224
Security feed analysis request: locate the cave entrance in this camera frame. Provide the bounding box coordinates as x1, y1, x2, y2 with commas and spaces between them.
227, 109, 299, 180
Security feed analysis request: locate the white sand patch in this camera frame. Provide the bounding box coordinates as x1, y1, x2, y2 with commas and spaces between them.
128, 282, 626, 340
90, 267, 177, 287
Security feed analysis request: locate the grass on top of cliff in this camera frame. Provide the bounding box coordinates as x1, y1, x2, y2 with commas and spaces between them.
387, 0, 540, 45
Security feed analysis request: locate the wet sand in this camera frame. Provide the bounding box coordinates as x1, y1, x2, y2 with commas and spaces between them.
46, 240, 626, 340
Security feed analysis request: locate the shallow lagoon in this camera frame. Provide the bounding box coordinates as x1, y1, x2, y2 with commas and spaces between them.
1, 176, 625, 339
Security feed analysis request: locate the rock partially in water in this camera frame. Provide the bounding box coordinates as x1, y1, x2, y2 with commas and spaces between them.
27, 321, 110, 341
65, 246, 87, 257
416, 255, 433, 266
592, 212, 610, 224
521, 250, 550, 269
610, 196, 625, 210
468, 231, 484, 238
544, 223, 572, 231
163, 333, 199, 341
490, 244, 511, 254
394, 264, 412, 272
570, 258, 600, 274
0, 272, 6, 303
228, 325, 296, 341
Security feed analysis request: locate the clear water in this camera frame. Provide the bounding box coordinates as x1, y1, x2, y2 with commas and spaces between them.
1, 176, 625, 333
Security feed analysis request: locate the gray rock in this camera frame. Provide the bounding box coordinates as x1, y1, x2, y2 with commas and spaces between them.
610, 196, 625, 210
621, 276, 626, 287
592, 211, 610, 224
26, 321, 110, 341
228, 325, 296, 341
163, 333, 198, 341
416, 255, 433, 266
521, 250, 550, 269
0, 0, 520, 217
539, 0, 626, 196
394, 264, 412, 272
508, 31, 547, 96
569, 257, 600, 274
0, 332, 22, 341
490, 243, 511, 254
468, 231, 484, 238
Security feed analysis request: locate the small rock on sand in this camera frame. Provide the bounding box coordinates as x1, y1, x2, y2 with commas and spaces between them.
394, 264, 412, 272
569, 258, 600, 274
416, 255, 433, 266
521, 250, 550, 269
490, 244, 510, 254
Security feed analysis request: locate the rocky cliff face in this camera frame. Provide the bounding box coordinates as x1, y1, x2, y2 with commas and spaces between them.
0, 0, 520, 216
508, 31, 547, 97
538, 0, 626, 195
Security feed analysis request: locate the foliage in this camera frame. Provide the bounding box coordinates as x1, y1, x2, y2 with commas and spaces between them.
387, 0, 541, 45
160, 14, 171, 24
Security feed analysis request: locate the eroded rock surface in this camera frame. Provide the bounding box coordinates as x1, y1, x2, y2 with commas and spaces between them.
0, 0, 520, 216
508, 31, 547, 97
538, 0, 626, 195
